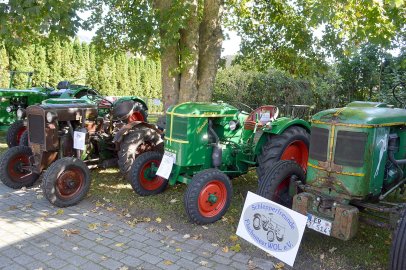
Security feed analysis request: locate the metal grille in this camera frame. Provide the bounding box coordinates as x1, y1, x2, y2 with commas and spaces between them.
334, 130, 367, 167
171, 116, 188, 140
28, 115, 44, 144
309, 127, 329, 162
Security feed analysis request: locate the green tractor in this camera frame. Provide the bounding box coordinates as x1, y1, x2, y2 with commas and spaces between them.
258, 101, 406, 270
128, 102, 311, 224
0, 94, 162, 207
1, 72, 99, 147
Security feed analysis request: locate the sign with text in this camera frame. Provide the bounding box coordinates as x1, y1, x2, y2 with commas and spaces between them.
236, 192, 307, 267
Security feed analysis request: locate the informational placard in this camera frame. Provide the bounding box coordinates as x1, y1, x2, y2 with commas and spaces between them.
156, 151, 176, 179
73, 131, 86, 150
236, 192, 307, 267
153, 98, 161, 106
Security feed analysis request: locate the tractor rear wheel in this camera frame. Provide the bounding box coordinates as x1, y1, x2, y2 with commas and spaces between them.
184, 169, 232, 224
258, 160, 305, 208
118, 126, 163, 177
6, 120, 27, 148
19, 130, 29, 146
0, 146, 39, 189
257, 126, 309, 183
42, 157, 91, 207
130, 151, 168, 196
390, 208, 406, 270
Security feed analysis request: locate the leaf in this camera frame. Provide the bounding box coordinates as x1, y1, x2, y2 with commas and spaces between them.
175, 248, 182, 252
229, 235, 239, 242
329, 247, 337, 253
95, 237, 103, 242
72, 247, 79, 251
211, 243, 219, 247
115, 243, 125, 247
183, 234, 191, 239
230, 244, 241, 252
100, 256, 107, 260
143, 217, 151, 222
95, 201, 104, 207
106, 207, 115, 211
202, 226, 208, 230
118, 267, 129, 270
166, 225, 174, 231
155, 217, 162, 223
192, 234, 202, 240
199, 261, 208, 266
275, 262, 285, 269
62, 229, 80, 236
170, 199, 178, 203
163, 260, 173, 265
222, 246, 229, 253
55, 209, 64, 215
88, 223, 98, 231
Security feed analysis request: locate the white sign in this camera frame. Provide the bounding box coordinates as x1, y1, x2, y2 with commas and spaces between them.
236, 192, 307, 267
153, 98, 161, 106
156, 151, 176, 179
73, 131, 86, 150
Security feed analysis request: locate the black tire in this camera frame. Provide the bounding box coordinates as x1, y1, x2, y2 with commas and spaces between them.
19, 130, 29, 146
184, 169, 232, 224
258, 160, 305, 208
390, 208, 406, 270
257, 126, 309, 183
6, 120, 27, 148
129, 151, 168, 196
118, 126, 163, 177
253, 214, 261, 230
267, 231, 275, 242
0, 146, 39, 189
42, 157, 91, 207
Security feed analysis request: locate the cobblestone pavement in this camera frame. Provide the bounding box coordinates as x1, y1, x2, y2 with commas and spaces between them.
0, 182, 275, 270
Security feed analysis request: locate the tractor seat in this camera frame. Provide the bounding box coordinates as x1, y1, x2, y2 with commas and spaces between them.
244, 106, 279, 130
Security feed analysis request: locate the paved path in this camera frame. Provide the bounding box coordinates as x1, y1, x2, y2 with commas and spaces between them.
0, 182, 275, 270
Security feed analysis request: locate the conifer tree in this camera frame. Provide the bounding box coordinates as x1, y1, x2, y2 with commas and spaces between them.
60, 40, 74, 80
47, 39, 63, 86
9, 45, 35, 88
32, 44, 49, 87
115, 53, 129, 95
87, 44, 99, 90
0, 42, 9, 88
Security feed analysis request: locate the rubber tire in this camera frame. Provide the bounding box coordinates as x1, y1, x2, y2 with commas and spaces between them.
184, 169, 232, 225
118, 126, 163, 177
42, 157, 91, 207
0, 146, 39, 189
129, 151, 168, 196
6, 120, 26, 148
390, 208, 406, 270
256, 126, 309, 183
257, 160, 305, 208
19, 130, 29, 146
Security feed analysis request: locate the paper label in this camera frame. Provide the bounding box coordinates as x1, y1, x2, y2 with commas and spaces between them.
73, 131, 86, 150
156, 151, 176, 179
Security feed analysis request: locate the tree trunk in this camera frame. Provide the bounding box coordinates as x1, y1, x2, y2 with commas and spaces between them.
197, 0, 224, 102
178, 0, 200, 103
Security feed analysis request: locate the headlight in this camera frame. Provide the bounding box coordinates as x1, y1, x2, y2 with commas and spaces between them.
6, 106, 13, 113
229, 120, 239, 131
46, 111, 57, 123
17, 108, 26, 119
0, 97, 8, 102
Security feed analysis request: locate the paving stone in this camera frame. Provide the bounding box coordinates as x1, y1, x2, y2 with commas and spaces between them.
120, 255, 143, 266
211, 254, 232, 265
139, 253, 164, 265
99, 258, 123, 269
46, 258, 68, 269
232, 253, 251, 264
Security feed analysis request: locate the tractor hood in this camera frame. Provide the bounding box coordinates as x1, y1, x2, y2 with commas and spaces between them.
167, 102, 239, 117
313, 101, 406, 126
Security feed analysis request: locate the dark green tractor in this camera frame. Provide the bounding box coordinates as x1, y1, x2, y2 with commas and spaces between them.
1, 72, 99, 147
259, 101, 406, 270
128, 102, 311, 224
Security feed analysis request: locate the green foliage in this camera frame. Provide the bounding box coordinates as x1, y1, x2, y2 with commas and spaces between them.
0, 42, 9, 88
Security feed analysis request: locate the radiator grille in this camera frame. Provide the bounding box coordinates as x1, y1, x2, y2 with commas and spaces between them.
28, 115, 45, 144
334, 130, 367, 167
309, 127, 329, 162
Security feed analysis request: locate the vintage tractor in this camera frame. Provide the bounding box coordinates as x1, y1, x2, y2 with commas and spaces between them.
128, 101, 310, 224
0, 95, 163, 207
258, 101, 406, 270
1, 75, 99, 147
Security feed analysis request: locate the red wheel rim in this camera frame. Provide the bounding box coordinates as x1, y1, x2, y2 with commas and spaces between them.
198, 180, 227, 218
273, 177, 290, 202
281, 140, 308, 171
16, 127, 27, 144
139, 159, 164, 191
128, 111, 145, 122
56, 168, 85, 199
7, 153, 30, 181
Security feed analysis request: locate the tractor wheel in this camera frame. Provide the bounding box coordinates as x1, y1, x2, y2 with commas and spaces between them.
0, 146, 38, 189
42, 157, 91, 207
6, 120, 27, 148
129, 151, 168, 196
267, 231, 275, 242
184, 169, 232, 224
258, 160, 305, 208
257, 126, 309, 183
253, 213, 261, 230
118, 126, 163, 177
128, 102, 148, 122
390, 208, 406, 270
19, 130, 29, 146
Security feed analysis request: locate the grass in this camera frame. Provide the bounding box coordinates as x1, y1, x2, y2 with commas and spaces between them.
0, 128, 404, 269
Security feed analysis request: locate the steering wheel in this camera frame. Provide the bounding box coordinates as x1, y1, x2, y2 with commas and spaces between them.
392, 82, 406, 108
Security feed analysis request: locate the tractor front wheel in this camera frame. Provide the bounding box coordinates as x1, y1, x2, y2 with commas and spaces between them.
258, 160, 305, 208
6, 120, 27, 148
118, 126, 163, 178
184, 169, 232, 224
0, 146, 38, 189
390, 208, 406, 270
42, 157, 91, 207
19, 130, 29, 146
129, 151, 168, 196
257, 126, 309, 183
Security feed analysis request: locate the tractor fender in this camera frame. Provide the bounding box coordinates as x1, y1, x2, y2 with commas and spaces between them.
113, 121, 162, 145
254, 117, 311, 155
115, 96, 149, 111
